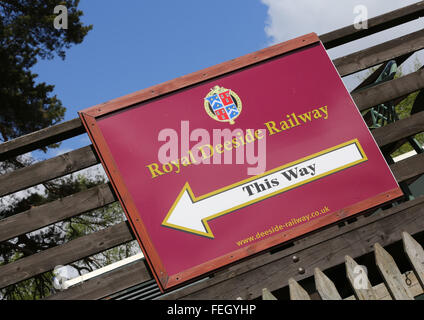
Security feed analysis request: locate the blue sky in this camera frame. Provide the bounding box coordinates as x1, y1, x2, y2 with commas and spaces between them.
31, 0, 423, 161
32, 0, 270, 159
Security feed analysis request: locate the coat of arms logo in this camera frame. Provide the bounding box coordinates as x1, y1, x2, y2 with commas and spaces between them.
204, 86, 242, 125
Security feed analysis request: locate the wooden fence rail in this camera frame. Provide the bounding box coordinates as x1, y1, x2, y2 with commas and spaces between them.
0, 2, 423, 300
333, 28, 424, 77
319, 1, 424, 49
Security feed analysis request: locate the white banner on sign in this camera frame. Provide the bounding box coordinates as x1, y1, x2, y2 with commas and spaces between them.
163, 139, 367, 238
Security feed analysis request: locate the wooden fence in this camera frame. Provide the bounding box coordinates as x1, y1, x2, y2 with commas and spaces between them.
0, 1, 424, 300
261, 231, 424, 300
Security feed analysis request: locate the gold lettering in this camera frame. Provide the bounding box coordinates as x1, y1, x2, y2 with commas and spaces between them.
146, 163, 164, 178
264, 121, 281, 136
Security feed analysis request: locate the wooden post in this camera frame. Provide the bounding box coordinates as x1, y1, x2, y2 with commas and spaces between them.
288, 278, 311, 300
345, 255, 377, 300
314, 268, 342, 300
374, 243, 414, 300
262, 288, 277, 300
402, 231, 424, 289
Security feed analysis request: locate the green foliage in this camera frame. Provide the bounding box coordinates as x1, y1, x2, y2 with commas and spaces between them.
390, 57, 424, 157
0, 0, 92, 143
390, 90, 424, 158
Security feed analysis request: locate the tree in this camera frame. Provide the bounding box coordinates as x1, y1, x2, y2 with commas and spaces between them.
0, 1, 138, 300
0, 0, 92, 144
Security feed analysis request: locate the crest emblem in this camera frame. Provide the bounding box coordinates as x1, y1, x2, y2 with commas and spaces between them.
204, 86, 242, 125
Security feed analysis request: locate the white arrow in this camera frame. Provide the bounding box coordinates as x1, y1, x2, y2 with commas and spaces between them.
161, 139, 366, 238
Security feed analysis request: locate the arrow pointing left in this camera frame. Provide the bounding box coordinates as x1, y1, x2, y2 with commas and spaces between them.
161, 139, 367, 238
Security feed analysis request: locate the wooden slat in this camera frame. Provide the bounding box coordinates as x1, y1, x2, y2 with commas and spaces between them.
402, 232, 424, 289
0, 183, 117, 242
344, 270, 424, 300
162, 195, 424, 299
288, 278, 311, 300
345, 255, 377, 300
262, 288, 277, 300
334, 29, 424, 77
374, 243, 414, 300
351, 54, 413, 93
0, 118, 84, 161
352, 68, 424, 112
45, 260, 151, 300
0, 221, 134, 289
390, 153, 424, 183
320, 1, 424, 49
314, 268, 342, 300
372, 111, 424, 148
0, 145, 99, 197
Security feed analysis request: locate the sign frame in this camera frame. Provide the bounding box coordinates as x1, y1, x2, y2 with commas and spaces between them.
78, 33, 403, 292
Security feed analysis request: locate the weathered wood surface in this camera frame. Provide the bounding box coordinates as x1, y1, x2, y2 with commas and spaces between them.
352, 68, 424, 112
0, 183, 117, 242
288, 278, 311, 300
344, 269, 423, 300
402, 232, 424, 289
314, 268, 342, 300
372, 111, 424, 148
320, 1, 424, 49
352, 53, 413, 93
160, 195, 424, 300
0, 221, 134, 289
0, 145, 99, 197
390, 153, 424, 184
45, 259, 151, 300
261, 288, 277, 300
333, 29, 424, 76
374, 243, 414, 300
345, 255, 377, 300
0, 118, 84, 161
287, 263, 422, 300
266, 234, 423, 300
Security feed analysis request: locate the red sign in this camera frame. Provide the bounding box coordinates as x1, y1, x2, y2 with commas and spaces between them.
79, 33, 402, 291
